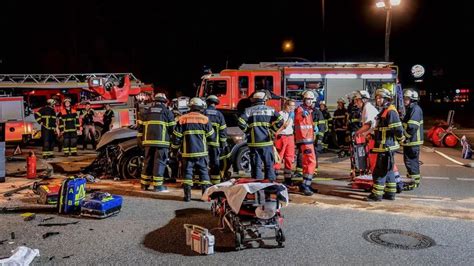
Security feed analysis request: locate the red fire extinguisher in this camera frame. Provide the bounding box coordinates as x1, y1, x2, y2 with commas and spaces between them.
26, 151, 37, 179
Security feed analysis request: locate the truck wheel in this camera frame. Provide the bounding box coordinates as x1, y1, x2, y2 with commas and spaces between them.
234, 146, 251, 174
119, 147, 143, 179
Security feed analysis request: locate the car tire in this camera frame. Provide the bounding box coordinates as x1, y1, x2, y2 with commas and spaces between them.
94, 124, 103, 142
119, 147, 143, 179
234, 145, 251, 174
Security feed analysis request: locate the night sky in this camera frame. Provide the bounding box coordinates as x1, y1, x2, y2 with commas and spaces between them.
1, 0, 473, 95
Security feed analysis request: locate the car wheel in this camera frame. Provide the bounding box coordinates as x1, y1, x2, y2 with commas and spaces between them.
94, 124, 103, 142
119, 147, 143, 179
234, 145, 251, 173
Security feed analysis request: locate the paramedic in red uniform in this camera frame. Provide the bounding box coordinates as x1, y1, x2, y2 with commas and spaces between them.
294, 90, 319, 196
274, 99, 296, 186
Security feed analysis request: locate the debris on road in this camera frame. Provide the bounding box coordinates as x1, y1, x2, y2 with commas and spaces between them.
42, 232, 60, 239
38, 221, 79, 227
0, 246, 40, 265
21, 212, 36, 221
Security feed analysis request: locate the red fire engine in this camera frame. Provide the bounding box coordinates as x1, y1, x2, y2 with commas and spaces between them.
0, 73, 153, 143
197, 62, 399, 112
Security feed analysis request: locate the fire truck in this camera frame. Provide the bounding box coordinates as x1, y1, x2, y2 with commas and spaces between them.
0, 73, 153, 143
197, 62, 399, 112
196, 62, 400, 174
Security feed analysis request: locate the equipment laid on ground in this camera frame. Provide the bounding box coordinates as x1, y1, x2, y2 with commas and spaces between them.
184, 224, 215, 255
427, 110, 459, 147
204, 179, 288, 250
37, 184, 61, 205
58, 176, 86, 214
349, 134, 373, 191
26, 151, 37, 179
80, 192, 123, 218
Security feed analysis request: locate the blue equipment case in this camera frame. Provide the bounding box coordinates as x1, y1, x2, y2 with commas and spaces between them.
81, 192, 123, 219
58, 176, 86, 214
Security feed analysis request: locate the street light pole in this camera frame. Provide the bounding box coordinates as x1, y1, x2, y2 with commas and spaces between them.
384, 6, 392, 62
377, 0, 400, 62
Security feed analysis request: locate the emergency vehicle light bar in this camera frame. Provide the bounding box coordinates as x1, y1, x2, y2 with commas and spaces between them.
288, 74, 322, 79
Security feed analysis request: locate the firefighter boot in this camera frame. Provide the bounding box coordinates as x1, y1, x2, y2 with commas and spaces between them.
364, 193, 382, 202
299, 183, 314, 196
154, 185, 169, 192
201, 184, 210, 195
141, 184, 149, 191
184, 185, 192, 202
383, 194, 395, 200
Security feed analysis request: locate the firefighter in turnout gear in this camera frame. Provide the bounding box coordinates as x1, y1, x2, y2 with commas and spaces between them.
319, 101, 333, 151
172, 97, 215, 202
402, 89, 424, 190
238, 91, 283, 181
204, 95, 228, 185
293, 90, 320, 196
81, 102, 96, 150
59, 98, 80, 156
313, 99, 327, 154
102, 104, 115, 135
366, 88, 405, 202
138, 93, 176, 192
35, 99, 58, 159
333, 98, 349, 152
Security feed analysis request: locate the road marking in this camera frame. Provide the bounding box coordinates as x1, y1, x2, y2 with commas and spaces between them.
434, 150, 465, 166
410, 198, 446, 202
423, 176, 450, 180
445, 164, 463, 168
456, 178, 474, 181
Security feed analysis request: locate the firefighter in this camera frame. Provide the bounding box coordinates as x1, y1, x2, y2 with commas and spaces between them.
138, 93, 175, 192
333, 98, 349, 153
313, 98, 327, 154
238, 91, 283, 181
293, 90, 320, 196
81, 102, 96, 150
204, 95, 228, 185
172, 97, 215, 202
319, 101, 333, 151
366, 88, 405, 201
401, 89, 424, 190
35, 99, 58, 159
59, 98, 80, 157
102, 103, 114, 135
275, 99, 297, 185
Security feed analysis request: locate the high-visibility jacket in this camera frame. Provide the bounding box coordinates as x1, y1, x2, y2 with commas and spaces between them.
372, 104, 404, 152
402, 102, 424, 146
238, 103, 283, 148
35, 106, 57, 130
204, 106, 227, 148
294, 105, 318, 145
313, 107, 327, 138
138, 102, 176, 148
172, 112, 215, 158
59, 108, 79, 133
348, 103, 362, 132
321, 109, 332, 132
333, 107, 348, 132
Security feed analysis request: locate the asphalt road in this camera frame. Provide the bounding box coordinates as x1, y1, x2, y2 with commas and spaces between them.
1, 196, 473, 265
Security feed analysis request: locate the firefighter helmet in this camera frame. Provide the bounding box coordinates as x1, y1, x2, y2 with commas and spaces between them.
403, 89, 419, 101
206, 95, 220, 105
251, 91, 267, 103
188, 97, 206, 110
353, 90, 370, 100
63, 98, 72, 103
337, 98, 346, 104
375, 88, 393, 100
154, 93, 167, 103
47, 99, 56, 105
302, 90, 315, 100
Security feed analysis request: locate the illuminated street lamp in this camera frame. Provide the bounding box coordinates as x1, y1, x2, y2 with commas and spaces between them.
282, 40, 294, 53
376, 0, 401, 61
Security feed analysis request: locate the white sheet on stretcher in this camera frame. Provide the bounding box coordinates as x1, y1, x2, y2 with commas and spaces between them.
202, 179, 289, 214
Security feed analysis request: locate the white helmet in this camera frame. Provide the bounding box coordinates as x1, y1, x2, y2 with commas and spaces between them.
188, 97, 206, 110
47, 99, 56, 105
403, 89, 419, 101
337, 97, 346, 104
154, 93, 167, 103
302, 90, 315, 100
251, 91, 267, 103
375, 88, 393, 100
354, 90, 371, 100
